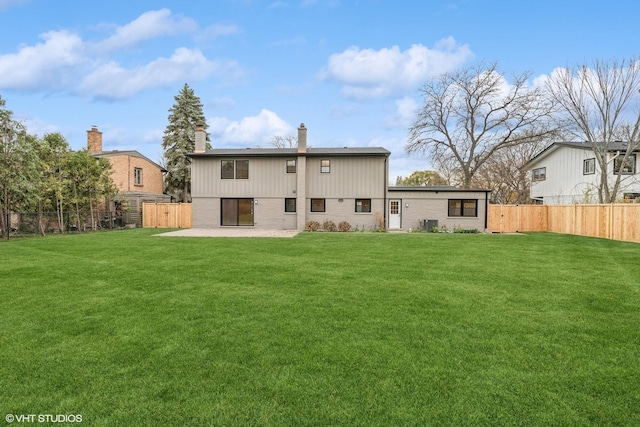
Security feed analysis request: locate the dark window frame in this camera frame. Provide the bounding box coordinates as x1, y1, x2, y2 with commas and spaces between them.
134, 167, 143, 186
311, 198, 326, 212
613, 154, 636, 175
286, 159, 296, 173
221, 160, 249, 179
321, 159, 331, 173
355, 199, 371, 213
532, 167, 546, 181
285, 198, 296, 213
583, 158, 595, 175
448, 199, 478, 217
221, 160, 235, 179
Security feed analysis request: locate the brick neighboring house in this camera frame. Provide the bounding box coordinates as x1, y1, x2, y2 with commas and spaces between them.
188, 124, 490, 231
87, 126, 170, 226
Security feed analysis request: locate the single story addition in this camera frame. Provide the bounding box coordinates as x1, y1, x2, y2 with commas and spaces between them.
188, 124, 490, 232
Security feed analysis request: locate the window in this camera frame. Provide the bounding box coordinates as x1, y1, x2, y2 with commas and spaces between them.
286, 159, 296, 173
221, 198, 253, 226
134, 167, 143, 186
221, 160, 234, 179
311, 198, 325, 212
613, 154, 636, 175
448, 199, 478, 217
355, 199, 371, 213
532, 167, 546, 181
285, 198, 296, 213
221, 160, 249, 179
321, 159, 331, 173
583, 158, 595, 175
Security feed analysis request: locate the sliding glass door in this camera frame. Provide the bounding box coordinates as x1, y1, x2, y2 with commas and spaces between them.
221, 198, 254, 226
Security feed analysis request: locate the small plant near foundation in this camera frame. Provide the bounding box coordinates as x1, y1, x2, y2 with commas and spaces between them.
322, 220, 337, 232
338, 221, 351, 232
305, 220, 321, 231
453, 225, 479, 233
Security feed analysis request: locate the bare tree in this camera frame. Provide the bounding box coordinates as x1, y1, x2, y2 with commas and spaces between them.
545, 57, 640, 202
270, 135, 297, 148
406, 62, 556, 188
395, 170, 448, 186
473, 132, 550, 203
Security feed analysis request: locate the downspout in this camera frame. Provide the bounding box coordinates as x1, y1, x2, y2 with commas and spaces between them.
384, 155, 388, 229
484, 191, 489, 230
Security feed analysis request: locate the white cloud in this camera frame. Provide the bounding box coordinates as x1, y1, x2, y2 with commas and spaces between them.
209, 109, 292, 146
79, 48, 224, 99
320, 37, 473, 99
96, 9, 197, 52
384, 96, 419, 129
0, 9, 242, 99
0, 30, 84, 91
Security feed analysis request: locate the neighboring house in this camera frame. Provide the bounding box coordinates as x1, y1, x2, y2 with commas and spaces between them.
526, 141, 640, 204
87, 126, 170, 226
188, 124, 490, 231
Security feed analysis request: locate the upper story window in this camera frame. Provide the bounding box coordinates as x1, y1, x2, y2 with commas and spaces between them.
134, 167, 143, 186
286, 159, 296, 173
583, 158, 595, 175
613, 154, 636, 175
448, 199, 478, 217
221, 160, 249, 179
321, 159, 331, 173
532, 167, 546, 181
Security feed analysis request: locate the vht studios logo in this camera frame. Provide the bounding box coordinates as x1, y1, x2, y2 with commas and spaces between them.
5, 414, 83, 423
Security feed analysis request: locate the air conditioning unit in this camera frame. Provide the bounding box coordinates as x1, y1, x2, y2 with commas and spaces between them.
425, 219, 438, 232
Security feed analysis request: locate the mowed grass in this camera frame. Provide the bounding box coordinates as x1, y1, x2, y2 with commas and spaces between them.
1, 230, 639, 426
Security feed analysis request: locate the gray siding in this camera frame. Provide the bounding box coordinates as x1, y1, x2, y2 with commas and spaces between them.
388, 191, 489, 232
306, 198, 385, 230
192, 157, 297, 198
306, 156, 387, 198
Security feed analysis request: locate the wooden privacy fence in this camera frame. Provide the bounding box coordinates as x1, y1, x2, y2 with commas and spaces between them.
142, 203, 192, 229
488, 204, 640, 243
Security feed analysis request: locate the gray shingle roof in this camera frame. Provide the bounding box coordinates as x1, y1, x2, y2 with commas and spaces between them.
187, 147, 390, 158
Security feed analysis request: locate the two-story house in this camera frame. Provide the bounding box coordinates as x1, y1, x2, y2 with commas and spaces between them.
188, 124, 490, 232
87, 126, 170, 226
526, 141, 640, 204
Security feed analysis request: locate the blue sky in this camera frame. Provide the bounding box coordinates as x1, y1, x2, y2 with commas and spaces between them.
1, 0, 638, 180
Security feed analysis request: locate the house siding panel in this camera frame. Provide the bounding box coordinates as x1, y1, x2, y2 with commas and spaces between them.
306, 156, 386, 198
387, 190, 488, 232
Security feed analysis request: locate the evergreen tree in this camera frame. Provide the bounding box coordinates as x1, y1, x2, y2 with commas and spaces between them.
162, 83, 209, 202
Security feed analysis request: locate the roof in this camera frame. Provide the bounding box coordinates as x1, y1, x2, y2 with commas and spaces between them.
187, 147, 390, 158
92, 150, 167, 172
388, 186, 491, 193
526, 141, 638, 169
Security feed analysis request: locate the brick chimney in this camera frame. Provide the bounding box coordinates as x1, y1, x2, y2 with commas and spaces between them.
194, 124, 206, 153
87, 126, 103, 154
297, 123, 307, 153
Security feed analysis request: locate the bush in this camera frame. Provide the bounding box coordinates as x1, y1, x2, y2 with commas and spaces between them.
305, 221, 321, 231
322, 220, 337, 232
453, 226, 479, 234
338, 221, 351, 232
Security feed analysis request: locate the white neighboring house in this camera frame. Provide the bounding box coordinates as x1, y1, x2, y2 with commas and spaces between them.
526, 141, 640, 204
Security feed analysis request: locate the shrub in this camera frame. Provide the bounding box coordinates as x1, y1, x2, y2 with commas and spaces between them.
322, 220, 337, 232
338, 221, 351, 232
305, 220, 321, 231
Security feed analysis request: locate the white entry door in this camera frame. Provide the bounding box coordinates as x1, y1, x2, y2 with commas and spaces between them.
389, 199, 401, 229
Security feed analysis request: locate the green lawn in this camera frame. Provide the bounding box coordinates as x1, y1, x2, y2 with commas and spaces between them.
1, 230, 639, 426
